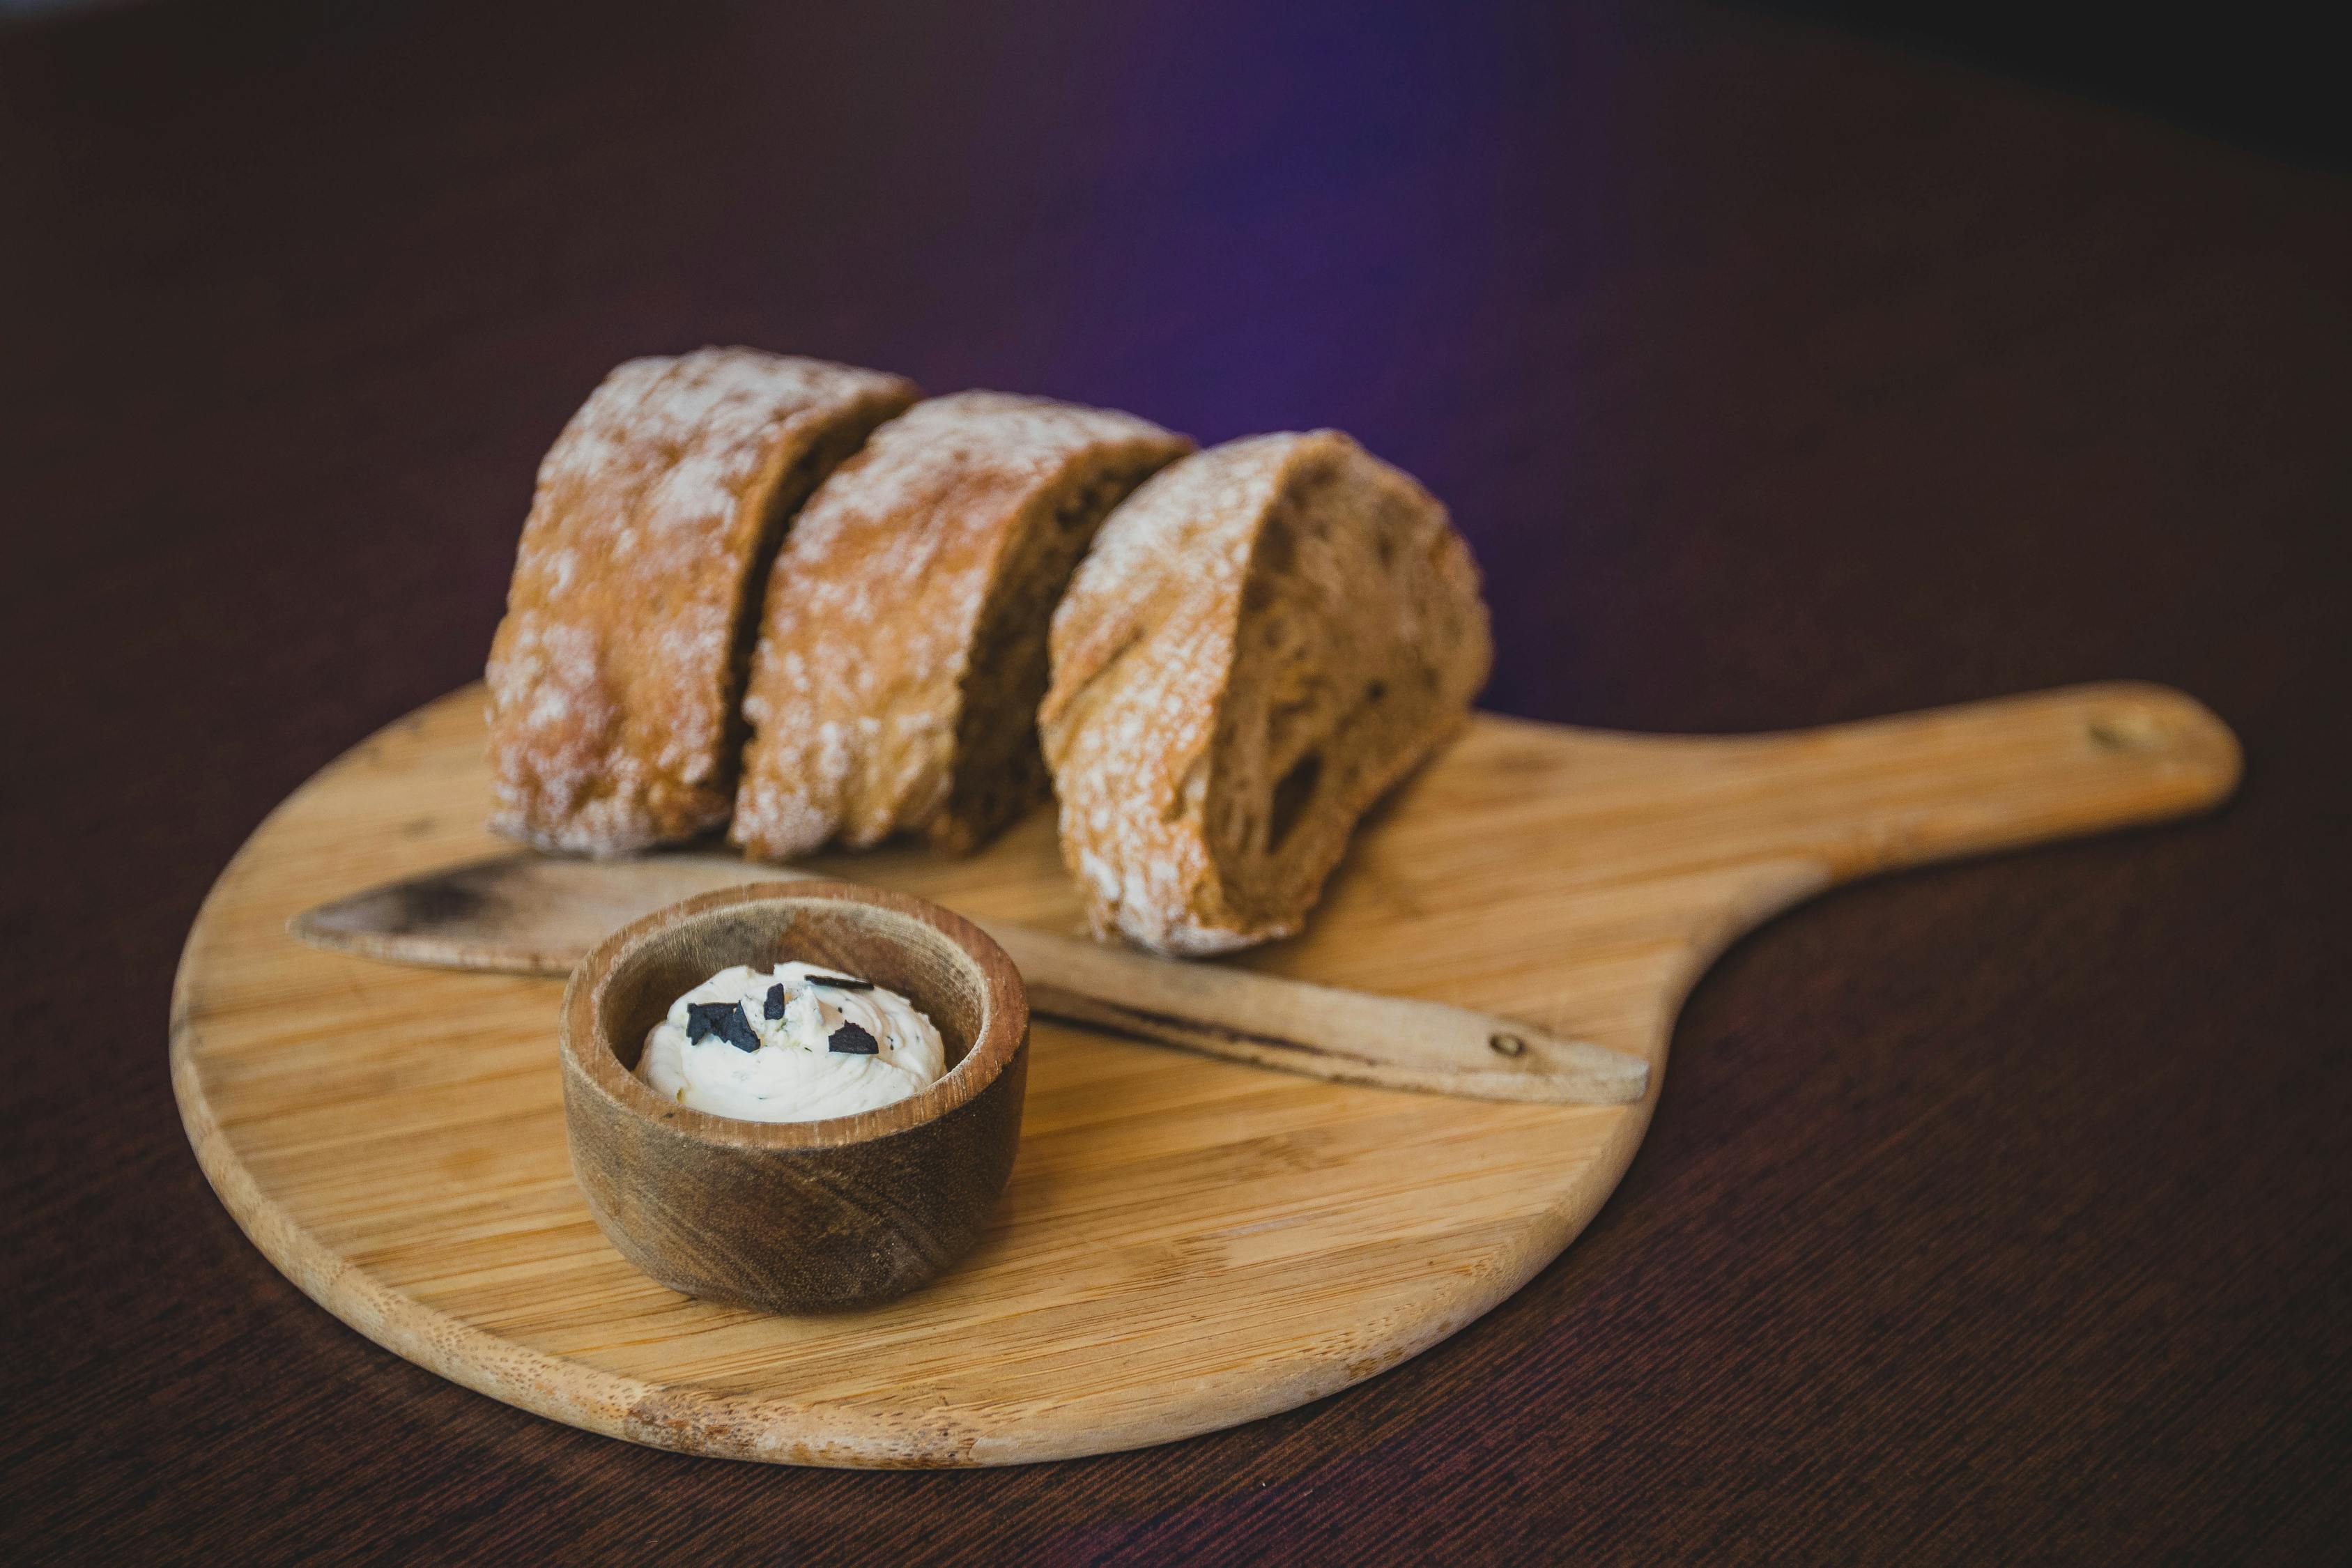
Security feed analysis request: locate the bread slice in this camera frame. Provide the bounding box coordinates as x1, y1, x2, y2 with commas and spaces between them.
730, 391, 1193, 860
486, 348, 918, 856
1039, 431, 1492, 955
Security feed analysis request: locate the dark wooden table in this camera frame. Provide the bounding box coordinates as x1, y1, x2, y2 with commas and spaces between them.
4, 1, 2346, 1561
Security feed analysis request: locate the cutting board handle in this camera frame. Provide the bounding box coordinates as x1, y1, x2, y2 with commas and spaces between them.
1707, 682, 2241, 883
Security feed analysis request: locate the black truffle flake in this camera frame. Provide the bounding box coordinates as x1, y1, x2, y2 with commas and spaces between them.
828, 1021, 880, 1056
687, 1001, 760, 1053
762, 983, 788, 1021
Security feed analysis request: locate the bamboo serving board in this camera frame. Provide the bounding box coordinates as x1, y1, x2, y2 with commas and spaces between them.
171, 682, 2238, 1466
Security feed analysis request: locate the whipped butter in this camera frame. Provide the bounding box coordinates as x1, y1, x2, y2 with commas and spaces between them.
636, 962, 946, 1123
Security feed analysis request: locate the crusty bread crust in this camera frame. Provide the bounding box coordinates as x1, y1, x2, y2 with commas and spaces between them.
1040, 431, 1492, 955
730, 392, 1192, 861
485, 349, 917, 856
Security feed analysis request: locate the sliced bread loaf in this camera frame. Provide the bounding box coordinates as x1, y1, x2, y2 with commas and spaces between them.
1039, 430, 1491, 955
485, 349, 918, 855
731, 391, 1192, 859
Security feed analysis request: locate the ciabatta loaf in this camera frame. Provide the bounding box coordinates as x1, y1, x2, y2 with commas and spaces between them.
485, 349, 916, 856
1039, 431, 1491, 955
731, 391, 1192, 859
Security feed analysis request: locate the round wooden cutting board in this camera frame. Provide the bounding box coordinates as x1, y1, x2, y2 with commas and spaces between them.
171, 682, 2237, 1466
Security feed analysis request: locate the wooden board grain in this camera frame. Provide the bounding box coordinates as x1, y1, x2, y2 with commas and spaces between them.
170, 681, 2238, 1466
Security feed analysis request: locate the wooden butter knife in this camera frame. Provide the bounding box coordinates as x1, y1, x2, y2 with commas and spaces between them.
291, 853, 1648, 1106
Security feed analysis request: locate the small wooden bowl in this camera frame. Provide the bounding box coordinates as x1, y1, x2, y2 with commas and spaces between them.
559, 881, 1028, 1313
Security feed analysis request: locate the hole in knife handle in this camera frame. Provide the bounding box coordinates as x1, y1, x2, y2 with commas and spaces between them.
1489, 1033, 1527, 1059
2087, 709, 2167, 754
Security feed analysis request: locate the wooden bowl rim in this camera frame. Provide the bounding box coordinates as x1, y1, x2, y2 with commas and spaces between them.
560, 879, 1028, 1151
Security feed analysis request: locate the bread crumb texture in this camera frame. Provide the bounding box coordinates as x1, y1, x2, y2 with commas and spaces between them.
1041, 431, 1491, 954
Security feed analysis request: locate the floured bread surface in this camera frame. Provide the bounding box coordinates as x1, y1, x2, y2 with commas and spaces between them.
1040, 431, 1492, 955
731, 392, 1192, 860
486, 349, 918, 855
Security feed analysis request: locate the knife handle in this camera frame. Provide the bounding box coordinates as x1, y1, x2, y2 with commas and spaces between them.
978, 921, 1647, 1105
